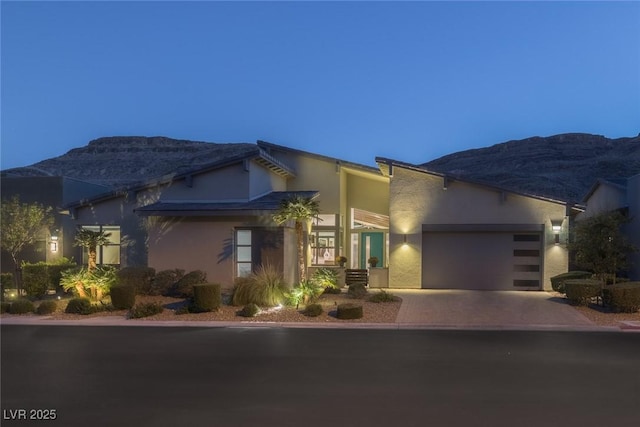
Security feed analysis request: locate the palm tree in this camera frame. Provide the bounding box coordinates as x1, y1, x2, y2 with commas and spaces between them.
74, 229, 112, 272
273, 195, 320, 283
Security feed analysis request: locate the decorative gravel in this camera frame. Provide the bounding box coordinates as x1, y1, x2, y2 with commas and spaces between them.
38, 291, 402, 324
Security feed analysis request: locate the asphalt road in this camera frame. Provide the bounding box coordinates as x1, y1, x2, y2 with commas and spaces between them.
1, 326, 639, 427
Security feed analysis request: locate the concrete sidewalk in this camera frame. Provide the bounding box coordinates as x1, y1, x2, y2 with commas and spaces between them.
0, 289, 627, 331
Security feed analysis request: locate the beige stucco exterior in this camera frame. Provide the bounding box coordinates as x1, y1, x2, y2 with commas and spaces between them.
387, 166, 570, 290
147, 216, 296, 288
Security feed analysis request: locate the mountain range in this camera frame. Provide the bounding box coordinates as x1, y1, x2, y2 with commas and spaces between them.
3, 133, 639, 203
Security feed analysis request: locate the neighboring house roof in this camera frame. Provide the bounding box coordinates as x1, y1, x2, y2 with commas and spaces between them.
65, 147, 296, 209
581, 178, 628, 203
135, 191, 319, 217
257, 140, 383, 176
375, 156, 583, 211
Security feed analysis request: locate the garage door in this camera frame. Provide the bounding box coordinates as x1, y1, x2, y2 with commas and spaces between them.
422, 231, 542, 290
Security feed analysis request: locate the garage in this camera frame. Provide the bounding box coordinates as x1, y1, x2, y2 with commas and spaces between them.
421, 227, 542, 290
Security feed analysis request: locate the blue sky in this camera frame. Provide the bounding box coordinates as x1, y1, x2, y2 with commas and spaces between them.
1, 1, 639, 170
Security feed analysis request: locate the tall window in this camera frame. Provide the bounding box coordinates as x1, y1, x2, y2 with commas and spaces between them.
80, 225, 121, 266
310, 214, 342, 265
236, 229, 252, 277
311, 231, 336, 265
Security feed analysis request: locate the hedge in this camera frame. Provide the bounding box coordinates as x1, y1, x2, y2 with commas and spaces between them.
171, 270, 207, 298
550, 271, 592, 294
110, 285, 136, 310
602, 282, 640, 313
9, 299, 35, 314
192, 283, 222, 312
117, 266, 156, 295
22, 263, 50, 298
564, 279, 603, 306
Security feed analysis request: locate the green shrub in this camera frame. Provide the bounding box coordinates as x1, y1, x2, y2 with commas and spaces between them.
170, 270, 207, 298
9, 299, 35, 314
0, 273, 14, 303
22, 262, 50, 298
175, 304, 191, 315
287, 280, 323, 308
238, 303, 260, 317
368, 290, 398, 303
603, 275, 631, 286
312, 268, 340, 290
192, 283, 222, 312
232, 264, 288, 307
348, 283, 368, 299
154, 269, 184, 296
550, 271, 593, 294
47, 258, 77, 292
129, 302, 164, 319
564, 279, 603, 305
65, 297, 94, 315
36, 300, 58, 315
336, 303, 363, 320
602, 282, 640, 313
110, 285, 136, 310
1, 302, 10, 313
303, 303, 323, 317
1, 272, 15, 290
117, 266, 156, 295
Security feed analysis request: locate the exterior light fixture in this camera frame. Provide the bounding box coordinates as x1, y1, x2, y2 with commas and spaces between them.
49, 235, 59, 253
402, 234, 408, 247
551, 221, 562, 244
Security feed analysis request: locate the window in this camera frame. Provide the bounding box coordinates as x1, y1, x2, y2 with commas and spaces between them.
236, 230, 252, 277
80, 225, 121, 266
311, 231, 336, 265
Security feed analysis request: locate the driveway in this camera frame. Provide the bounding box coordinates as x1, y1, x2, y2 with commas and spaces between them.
392, 289, 597, 329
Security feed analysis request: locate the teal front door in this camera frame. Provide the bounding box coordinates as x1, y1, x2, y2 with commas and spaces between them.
360, 232, 384, 268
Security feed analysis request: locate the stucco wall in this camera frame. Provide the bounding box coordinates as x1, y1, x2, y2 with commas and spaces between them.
267, 150, 342, 213
346, 173, 389, 217
148, 216, 290, 288
249, 161, 286, 199
388, 167, 569, 289
578, 184, 627, 219
139, 163, 250, 202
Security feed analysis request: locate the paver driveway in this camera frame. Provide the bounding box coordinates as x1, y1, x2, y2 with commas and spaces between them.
392, 289, 597, 329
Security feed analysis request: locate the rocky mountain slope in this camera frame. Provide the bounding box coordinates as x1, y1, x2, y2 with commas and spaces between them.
422, 133, 640, 202
3, 133, 639, 202
2, 136, 256, 188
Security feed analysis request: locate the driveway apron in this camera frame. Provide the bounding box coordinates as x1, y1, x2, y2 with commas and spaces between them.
392, 289, 596, 328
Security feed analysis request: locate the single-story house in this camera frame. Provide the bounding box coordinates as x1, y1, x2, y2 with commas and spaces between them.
66, 141, 390, 287
578, 174, 640, 280
7, 140, 591, 291
376, 157, 581, 290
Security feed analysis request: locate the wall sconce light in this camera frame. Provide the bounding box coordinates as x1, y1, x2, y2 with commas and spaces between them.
551, 221, 562, 244
402, 234, 408, 247
50, 235, 58, 252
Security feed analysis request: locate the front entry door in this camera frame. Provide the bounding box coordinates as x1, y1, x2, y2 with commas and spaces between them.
360, 232, 383, 268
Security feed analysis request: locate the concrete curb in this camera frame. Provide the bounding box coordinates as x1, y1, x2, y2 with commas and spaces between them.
0, 316, 627, 332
